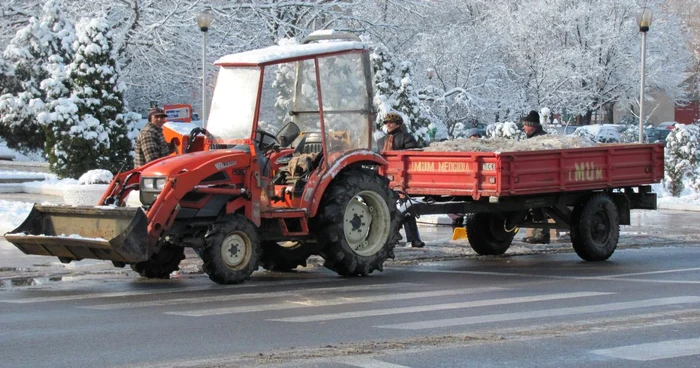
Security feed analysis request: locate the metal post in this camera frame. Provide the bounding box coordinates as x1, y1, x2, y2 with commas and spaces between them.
202, 31, 207, 126
639, 31, 646, 144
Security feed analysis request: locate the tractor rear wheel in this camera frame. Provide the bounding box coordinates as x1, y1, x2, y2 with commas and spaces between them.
130, 243, 185, 279
314, 169, 400, 277
201, 214, 261, 284
260, 241, 318, 272
571, 194, 619, 261
465, 213, 516, 255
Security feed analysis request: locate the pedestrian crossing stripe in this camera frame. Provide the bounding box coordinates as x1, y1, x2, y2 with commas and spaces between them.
268, 292, 613, 323
166, 286, 508, 317
375, 296, 700, 330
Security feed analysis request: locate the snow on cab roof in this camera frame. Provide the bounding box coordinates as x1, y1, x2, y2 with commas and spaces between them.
215, 41, 366, 66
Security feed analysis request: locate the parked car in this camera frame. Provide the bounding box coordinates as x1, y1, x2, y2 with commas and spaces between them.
656, 121, 677, 130
571, 124, 622, 143
645, 128, 671, 144
553, 125, 578, 135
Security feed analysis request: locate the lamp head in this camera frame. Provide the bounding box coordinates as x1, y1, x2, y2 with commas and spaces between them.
196, 10, 213, 32
637, 8, 652, 32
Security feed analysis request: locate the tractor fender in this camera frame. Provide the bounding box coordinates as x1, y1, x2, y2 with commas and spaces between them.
304, 150, 388, 218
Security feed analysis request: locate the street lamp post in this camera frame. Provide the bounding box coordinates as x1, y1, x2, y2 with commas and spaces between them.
637, 8, 652, 143
196, 9, 213, 126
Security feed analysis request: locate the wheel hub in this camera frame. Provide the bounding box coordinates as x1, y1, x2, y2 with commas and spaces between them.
344, 197, 372, 247
221, 233, 248, 268
342, 191, 391, 257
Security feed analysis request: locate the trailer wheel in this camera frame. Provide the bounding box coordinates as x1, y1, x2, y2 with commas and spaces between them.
129, 243, 185, 279
571, 194, 619, 261
202, 214, 261, 284
465, 213, 515, 255
314, 169, 400, 277
260, 241, 317, 272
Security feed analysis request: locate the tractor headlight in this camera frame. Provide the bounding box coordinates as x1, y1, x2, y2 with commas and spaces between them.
140, 176, 167, 205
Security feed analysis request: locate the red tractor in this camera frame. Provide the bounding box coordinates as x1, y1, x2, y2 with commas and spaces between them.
6, 31, 401, 284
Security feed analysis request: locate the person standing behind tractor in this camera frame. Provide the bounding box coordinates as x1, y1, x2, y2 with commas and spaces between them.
377, 112, 426, 248
134, 107, 172, 168
520, 110, 550, 244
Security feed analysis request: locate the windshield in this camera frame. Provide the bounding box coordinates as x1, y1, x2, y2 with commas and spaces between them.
206, 67, 261, 142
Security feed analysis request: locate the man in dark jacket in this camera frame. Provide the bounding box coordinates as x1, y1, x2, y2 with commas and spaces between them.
521, 110, 547, 138
134, 107, 172, 167
521, 110, 550, 244
377, 112, 425, 248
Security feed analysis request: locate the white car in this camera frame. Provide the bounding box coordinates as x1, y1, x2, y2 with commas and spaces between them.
571, 124, 622, 143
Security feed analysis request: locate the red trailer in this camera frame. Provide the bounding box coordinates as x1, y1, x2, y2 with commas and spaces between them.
380, 143, 664, 261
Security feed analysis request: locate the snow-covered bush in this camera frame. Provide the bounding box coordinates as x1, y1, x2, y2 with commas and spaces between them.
486, 121, 524, 140
664, 124, 700, 196
78, 169, 113, 185
619, 125, 641, 143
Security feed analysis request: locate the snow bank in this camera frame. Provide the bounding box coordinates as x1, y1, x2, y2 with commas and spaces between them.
424, 135, 596, 152
0, 200, 34, 234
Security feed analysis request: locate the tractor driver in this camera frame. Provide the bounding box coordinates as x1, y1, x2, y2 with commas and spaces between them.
134, 107, 173, 168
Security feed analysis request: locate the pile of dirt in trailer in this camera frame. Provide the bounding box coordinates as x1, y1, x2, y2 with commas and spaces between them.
424, 135, 597, 152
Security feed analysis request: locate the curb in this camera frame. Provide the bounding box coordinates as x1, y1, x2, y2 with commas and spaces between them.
657, 202, 700, 212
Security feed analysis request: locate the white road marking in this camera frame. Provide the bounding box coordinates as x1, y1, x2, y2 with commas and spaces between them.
593, 267, 700, 278
166, 287, 508, 317
342, 357, 412, 368
268, 291, 611, 323
82, 283, 422, 310
592, 337, 700, 361
412, 269, 700, 284
0, 278, 342, 304
376, 296, 700, 330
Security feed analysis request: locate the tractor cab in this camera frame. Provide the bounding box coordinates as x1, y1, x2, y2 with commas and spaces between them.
207, 31, 376, 201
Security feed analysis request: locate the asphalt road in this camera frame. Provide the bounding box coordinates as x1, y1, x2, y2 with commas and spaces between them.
2, 242, 700, 367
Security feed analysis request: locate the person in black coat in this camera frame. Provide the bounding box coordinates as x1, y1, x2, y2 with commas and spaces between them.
377, 112, 425, 248
521, 110, 547, 138
521, 110, 551, 244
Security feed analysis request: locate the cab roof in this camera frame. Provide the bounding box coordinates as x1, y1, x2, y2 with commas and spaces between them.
215, 41, 367, 67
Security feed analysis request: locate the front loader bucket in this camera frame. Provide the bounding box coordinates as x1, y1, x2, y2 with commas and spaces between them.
4, 205, 149, 264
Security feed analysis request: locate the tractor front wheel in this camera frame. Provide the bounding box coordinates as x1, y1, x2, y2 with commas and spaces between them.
314, 169, 400, 277
130, 243, 185, 279
201, 214, 261, 284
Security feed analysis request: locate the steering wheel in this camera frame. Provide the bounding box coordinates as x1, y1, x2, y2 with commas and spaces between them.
184, 127, 209, 153
255, 129, 279, 152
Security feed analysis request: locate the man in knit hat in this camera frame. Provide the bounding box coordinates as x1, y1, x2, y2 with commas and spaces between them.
134, 107, 172, 167
376, 112, 425, 248
521, 110, 547, 139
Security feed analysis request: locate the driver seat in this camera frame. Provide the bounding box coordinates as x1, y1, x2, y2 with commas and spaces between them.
294, 132, 323, 155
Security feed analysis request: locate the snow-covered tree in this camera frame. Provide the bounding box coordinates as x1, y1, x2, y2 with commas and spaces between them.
52, 15, 136, 178
486, 122, 524, 140
368, 38, 437, 145
0, 16, 51, 152
664, 124, 700, 196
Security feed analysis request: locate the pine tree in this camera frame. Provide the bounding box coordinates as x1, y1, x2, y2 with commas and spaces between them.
367, 38, 438, 145
54, 15, 135, 178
